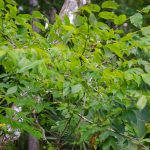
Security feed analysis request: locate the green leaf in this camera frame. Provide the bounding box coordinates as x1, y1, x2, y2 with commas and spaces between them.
18, 60, 43, 73
7, 4, 17, 18
141, 5, 150, 13
137, 95, 147, 110
0, 50, 6, 61
102, 1, 119, 9
34, 21, 45, 31
130, 13, 143, 28
5, 0, 16, 5
32, 11, 43, 19
71, 84, 82, 94
102, 138, 111, 150
114, 15, 126, 25
74, 16, 86, 27
7, 86, 18, 95
145, 64, 150, 73
133, 74, 141, 86
141, 26, 150, 36
105, 43, 122, 58
89, 4, 101, 12
0, 0, 4, 9
142, 74, 150, 86
99, 11, 116, 20
99, 131, 110, 141
124, 72, 133, 81
89, 13, 97, 25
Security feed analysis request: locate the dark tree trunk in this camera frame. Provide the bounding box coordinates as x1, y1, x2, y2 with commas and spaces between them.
28, 135, 40, 150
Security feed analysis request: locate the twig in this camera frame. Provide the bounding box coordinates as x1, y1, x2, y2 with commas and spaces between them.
77, 113, 93, 124
55, 115, 73, 150
75, 113, 148, 150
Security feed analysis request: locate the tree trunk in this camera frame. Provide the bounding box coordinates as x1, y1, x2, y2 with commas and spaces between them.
28, 135, 40, 150
30, 0, 40, 32
27, 1, 40, 149
59, 0, 91, 23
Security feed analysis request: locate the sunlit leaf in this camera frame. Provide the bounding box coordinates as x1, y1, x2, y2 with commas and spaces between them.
130, 13, 143, 28
137, 95, 147, 110
142, 74, 150, 86
114, 15, 126, 25
99, 11, 116, 20
18, 60, 43, 73
102, 1, 119, 9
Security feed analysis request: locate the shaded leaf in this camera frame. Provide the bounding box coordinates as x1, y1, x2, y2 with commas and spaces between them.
71, 84, 82, 94
7, 86, 18, 95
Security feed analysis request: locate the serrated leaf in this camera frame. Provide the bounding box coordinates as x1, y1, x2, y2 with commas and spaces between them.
130, 13, 143, 28
102, 1, 119, 9
71, 84, 82, 94
99, 11, 116, 20
145, 64, 150, 73
7, 86, 18, 95
142, 74, 150, 86
137, 95, 147, 110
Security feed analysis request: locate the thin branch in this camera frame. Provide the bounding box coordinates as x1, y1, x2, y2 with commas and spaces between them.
77, 113, 93, 124
56, 115, 73, 150
75, 113, 149, 150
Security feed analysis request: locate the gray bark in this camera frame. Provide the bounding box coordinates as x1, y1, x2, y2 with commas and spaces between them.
29, 0, 38, 7
59, 0, 91, 23
28, 135, 40, 150
49, 7, 57, 24
27, 1, 40, 149
30, 0, 40, 32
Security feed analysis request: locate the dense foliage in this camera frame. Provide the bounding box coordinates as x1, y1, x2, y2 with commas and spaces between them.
0, 0, 150, 149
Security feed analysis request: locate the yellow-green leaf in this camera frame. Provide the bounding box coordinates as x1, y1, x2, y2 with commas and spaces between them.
114, 15, 126, 25
137, 95, 147, 110
102, 1, 119, 9
99, 11, 116, 20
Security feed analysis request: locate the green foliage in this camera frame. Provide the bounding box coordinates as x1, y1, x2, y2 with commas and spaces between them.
101, 1, 119, 9
130, 13, 143, 28
0, 0, 150, 150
